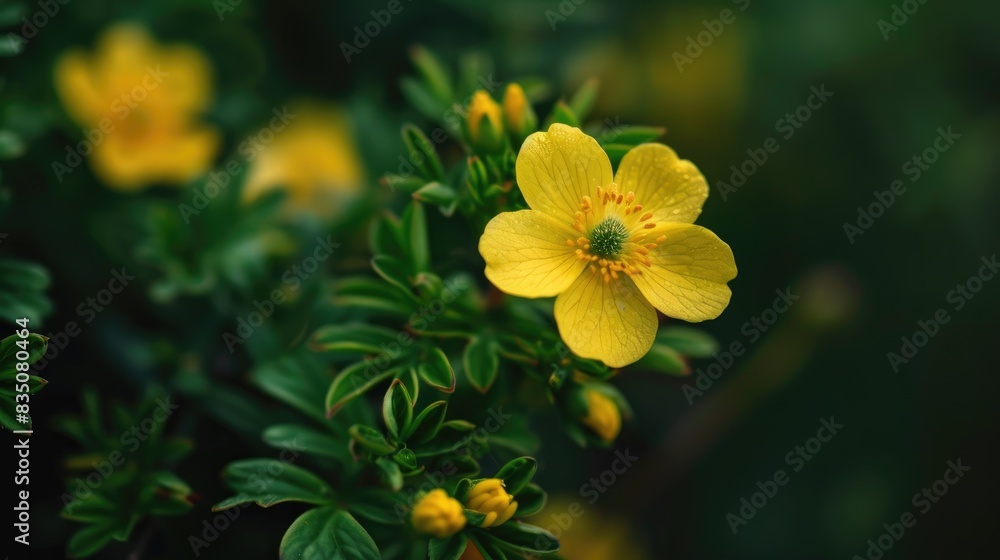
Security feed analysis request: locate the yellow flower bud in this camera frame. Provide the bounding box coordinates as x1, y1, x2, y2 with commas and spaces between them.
465, 478, 517, 528
466, 90, 503, 151
502, 83, 536, 139
581, 389, 621, 443
411, 489, 466, 538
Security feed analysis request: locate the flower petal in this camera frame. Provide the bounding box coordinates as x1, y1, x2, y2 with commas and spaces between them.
479, 210, 586, 298
554, 272, 657, 368
516, 123, 613, 220
614, 143, 708, 223
630, 223, 737, 322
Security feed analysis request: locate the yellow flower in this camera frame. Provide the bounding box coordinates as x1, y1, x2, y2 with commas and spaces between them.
411, 489, 466, 538
242, 101, 364, 218
502, 83, 536, 140
465, 478, 517, 528
54, 24, 219, 191
581, 388, 621, 443
466, 90, 503, 151
479, 124, 737, 367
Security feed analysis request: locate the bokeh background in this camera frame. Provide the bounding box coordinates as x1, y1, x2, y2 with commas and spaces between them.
1, 0, 998, 558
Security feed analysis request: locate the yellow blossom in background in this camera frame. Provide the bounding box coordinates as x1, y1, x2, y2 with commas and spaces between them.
411, 489, 466, 538
54, 24, 219, 191
581, 388, 622, 442
531, 497, 647, 560
242, 102, 364, 218
465, 478, 517, 527
479, 124, 737, 367
465, 90, 503, 151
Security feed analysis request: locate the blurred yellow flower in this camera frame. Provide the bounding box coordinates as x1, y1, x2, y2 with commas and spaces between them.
531, 497, 646, 560
242, 102, 364, 218
411, 489, 466, 538
466, 90, 503, 152
581, 388, 622, 443
465, 478, 517, 527
479, 124, 737, 367
54, 24, 219, 190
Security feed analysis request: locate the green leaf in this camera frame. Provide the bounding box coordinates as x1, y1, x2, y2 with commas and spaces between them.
513, 483, 546, 517
67, 522, 117, 558
405, 400, 448, 443
326, 361, 397, 417
279, 507, 379, 560
463, 336, 499, 393
392, 447, 418, 471
262, 424, 351, 462
496, 457, 536, 495
418, 348, 456, 393
603, 143, 632, 168
429, 532, 468, 560
567, 77, 599, 121
400, 76, 448, 121
382, 379, 413, 440
214, 459, 335, 510
413, 181, 457, 206
410, 45, 453, 104
311, 324, 400, 354
349, 425, 395, 456
251, 353, 330, 423
371, 255, 415, 297
656, 326, 719, 358
403, 200, 432, 272
635, 343, 690, 376
489, 522, 559, 553
402, 125, 446, 183
0, 333, 48, 370
347, 489, 407, 525
375, 456, 403, 490
600, 125, 665, 145
546, 101, 579, 127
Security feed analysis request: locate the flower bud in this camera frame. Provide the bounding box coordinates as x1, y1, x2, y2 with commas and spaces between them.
581, 388, 621, 443
465, 90, 504, 152
465, 478, 517, 527
502, 83, 537, 141
411, 489, 466, 538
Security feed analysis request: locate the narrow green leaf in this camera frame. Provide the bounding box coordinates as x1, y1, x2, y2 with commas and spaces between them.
371, 255, 415, 298
406, 400, 448, 443
636, 343, 690, 376
349, 425, 395, 456
429, 532, 468, 560
326, 361, 396, 417
513, 483, 546, 517
375, 456, 403, 490
656, 326, 719, 358
404, 200, 432, 272
215, 459, 335, 509
489, 522, 559, 553
382, 379, 413, 440
567, 77, 599, 121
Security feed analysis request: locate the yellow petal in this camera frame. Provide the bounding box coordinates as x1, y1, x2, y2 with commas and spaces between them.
479, 210, 587, 298
91, 125, 219, 190
54, 50, 106, 126
516, 123, 613, 220
614, 143, 708, 223
554, 271, 657, 368
630, 223, 737, 322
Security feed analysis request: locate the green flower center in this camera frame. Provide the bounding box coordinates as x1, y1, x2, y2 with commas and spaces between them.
589, 217, 628, 259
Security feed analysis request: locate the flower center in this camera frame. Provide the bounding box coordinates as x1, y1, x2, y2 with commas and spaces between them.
565, 183, 668, 284
588, 217, 628, 259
